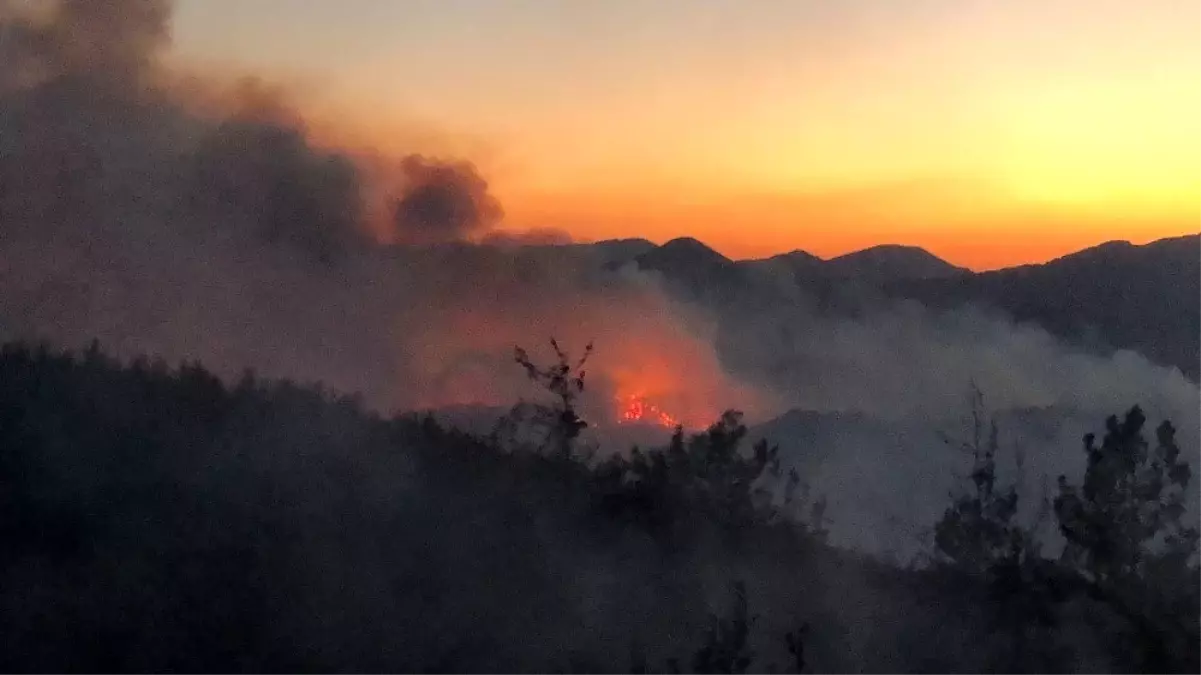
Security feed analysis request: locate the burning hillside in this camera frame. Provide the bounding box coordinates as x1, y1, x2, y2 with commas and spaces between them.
391, 265, 780, 430
616, 392, 682, 428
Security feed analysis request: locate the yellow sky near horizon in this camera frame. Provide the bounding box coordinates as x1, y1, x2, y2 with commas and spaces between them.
174, 0, 1200, 269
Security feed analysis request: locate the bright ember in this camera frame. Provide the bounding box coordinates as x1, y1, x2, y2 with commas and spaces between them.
617, 393, 681, 428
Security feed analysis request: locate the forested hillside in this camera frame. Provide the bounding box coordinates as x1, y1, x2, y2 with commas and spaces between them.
0, 341, 1195, 672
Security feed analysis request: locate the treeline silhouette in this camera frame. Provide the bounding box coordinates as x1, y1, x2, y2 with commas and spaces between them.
0, 340, 1196, 672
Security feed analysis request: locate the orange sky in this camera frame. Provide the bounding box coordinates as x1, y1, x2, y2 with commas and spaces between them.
175, 0, 1200, 270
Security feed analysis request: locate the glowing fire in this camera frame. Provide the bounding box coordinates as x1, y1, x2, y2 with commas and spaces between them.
617, 393, 681, 428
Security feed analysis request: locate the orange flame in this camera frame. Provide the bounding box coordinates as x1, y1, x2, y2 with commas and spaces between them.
616, 392, 681, 428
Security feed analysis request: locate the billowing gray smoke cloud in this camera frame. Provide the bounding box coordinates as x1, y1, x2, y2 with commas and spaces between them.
0, 0, 371, 261
0, 0, 170, 85
0, 0, 504, 259
391, 155, 503, 243
0, 1, 385, 406
718, 290, 1200, 562
0, 0, 765, 441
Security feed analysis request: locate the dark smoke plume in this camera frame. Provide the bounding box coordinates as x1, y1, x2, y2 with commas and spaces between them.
391, 154, 504, 243
0, 0, 170, 87
0, 0, 364, 262
0, 0, 505, 261
0, 0, 729, 418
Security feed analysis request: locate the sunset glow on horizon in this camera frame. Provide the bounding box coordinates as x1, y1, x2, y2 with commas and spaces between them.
173, 0, 1200, 270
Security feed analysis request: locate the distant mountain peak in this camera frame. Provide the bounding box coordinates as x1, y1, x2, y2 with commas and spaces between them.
627, 237, 745, 301
591, 237, 657, 248
637, 237, 733, 269
830, 243, 947, 262
1015, 234, 1198, 273
757, 248, 824, 264
741, 248, 827, 283
657, 237, 730, 259
826, 244, 967, 280
1048, 238, 1147, 263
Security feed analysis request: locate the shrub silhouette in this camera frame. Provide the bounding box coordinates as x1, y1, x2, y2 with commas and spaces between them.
671, 581, 810, 674
934, 390, 1026, 576
932, 389, 1066, 671
497, 338, 592, 458
1054, 406, 1200, 672
592, 411, 796, 545
935, 394, 1200, 673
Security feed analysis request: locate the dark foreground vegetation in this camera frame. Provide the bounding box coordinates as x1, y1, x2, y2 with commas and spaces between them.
0, 340, 1196, 672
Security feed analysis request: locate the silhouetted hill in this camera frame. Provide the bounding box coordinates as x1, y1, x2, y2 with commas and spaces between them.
527, 237, 657, 266
383, 233, 1197, 380
742, 249, 828, 286
0, 341, 1193, 672
0, 341, 1063, 672
637, 237, 733, 269
585, 237, 659, 263
824, 245, 969, 280
629, 240, 962, 284
888, 234, 1200, 379
616, 234, 1198, 379
755, 248, 824, 264
625, 237, 749, 302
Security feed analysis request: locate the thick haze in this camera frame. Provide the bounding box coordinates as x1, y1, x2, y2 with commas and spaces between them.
0, 0, 761, 427
1, 0, 1197, 561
